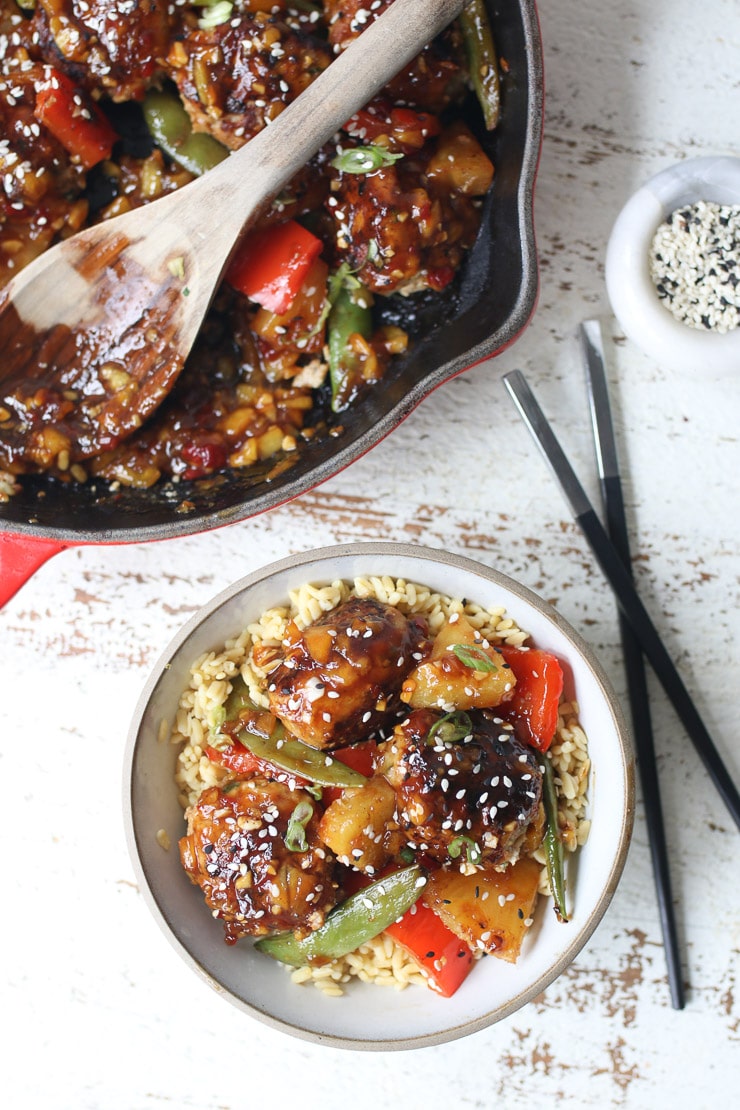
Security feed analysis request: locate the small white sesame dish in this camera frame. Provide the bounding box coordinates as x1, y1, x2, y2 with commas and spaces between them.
124, 543, 634, 1050
605, 156, 740, 374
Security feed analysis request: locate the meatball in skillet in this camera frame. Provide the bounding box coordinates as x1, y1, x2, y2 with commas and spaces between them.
164, 12, 332, 151
267, 597, 431, 750
376, 708, 545, 867
179, 776, 336, 944
33, 0, 171, 102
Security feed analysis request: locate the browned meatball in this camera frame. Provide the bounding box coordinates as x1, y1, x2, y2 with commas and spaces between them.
376, 708, 545, 867
326, 133, 488, 295
33, 0, 170, 101
267, 597, 432, 750
323, 0, 465, 113
179, 776, 336, 944
0, 15, 87, 290
163, 12, 332, 150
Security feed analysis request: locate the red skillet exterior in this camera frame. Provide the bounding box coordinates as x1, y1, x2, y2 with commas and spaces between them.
0, 0, 543, 605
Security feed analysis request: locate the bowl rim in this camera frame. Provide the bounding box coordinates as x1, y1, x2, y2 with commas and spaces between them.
605, 154, 740, 374
123, 541, 635, 1050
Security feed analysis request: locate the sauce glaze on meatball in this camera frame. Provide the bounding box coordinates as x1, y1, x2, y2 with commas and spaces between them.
376, 708, 545, 867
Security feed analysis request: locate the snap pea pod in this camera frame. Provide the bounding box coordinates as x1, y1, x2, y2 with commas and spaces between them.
255, 865, 426, 966
222, 673, 260, 723
237, 728, 368, 788
459, 0, 501, 131
142, 87, 229, 176
220, 676, 368, 789
327, 271, 373, 412
542, 755, 569, 922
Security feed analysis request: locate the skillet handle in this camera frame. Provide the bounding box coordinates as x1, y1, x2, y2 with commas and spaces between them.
0, 533, 67, 607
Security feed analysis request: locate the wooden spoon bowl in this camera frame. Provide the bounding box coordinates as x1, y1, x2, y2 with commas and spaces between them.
0, 0, 464, 468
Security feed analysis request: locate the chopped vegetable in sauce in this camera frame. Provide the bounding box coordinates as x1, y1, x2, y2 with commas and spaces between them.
177, 589, 581, 997
0, 0, 499, 495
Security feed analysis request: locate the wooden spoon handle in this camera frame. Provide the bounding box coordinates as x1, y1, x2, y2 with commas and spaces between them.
181, 0, 466, 247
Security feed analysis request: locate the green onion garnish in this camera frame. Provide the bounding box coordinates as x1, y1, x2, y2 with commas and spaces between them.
331, 145, 404, 175
285, 800, 314, 852
427, 710, 473, 745
448, 836, 482, 866
207, 704, 227, 737
198, 0, 233, 29
451, 643, 497, 672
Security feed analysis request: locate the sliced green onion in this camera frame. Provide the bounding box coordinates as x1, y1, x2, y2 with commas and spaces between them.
198, 0, 233, 29
221, 780, 243, 794
451, 643, 498, 672
285, 800, 313, 852
447, 836, 482, 866
427, 710, 473, 745
366, 238, 385, 270
331, 145, 404, 175
207, 703, 226, 737
328, 261, 366, 301
309, 260, 363, 338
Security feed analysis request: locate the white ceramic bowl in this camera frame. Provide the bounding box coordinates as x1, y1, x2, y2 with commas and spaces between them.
124, 543, 634, 1049
605, 155, 740, 374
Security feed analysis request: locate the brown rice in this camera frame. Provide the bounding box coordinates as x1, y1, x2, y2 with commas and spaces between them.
167, 576, 591, 994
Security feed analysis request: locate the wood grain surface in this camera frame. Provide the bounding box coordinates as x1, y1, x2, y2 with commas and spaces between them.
2, 1, 739, 1107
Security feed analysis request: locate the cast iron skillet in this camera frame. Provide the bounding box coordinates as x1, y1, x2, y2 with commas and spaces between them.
0, 0, 543, 604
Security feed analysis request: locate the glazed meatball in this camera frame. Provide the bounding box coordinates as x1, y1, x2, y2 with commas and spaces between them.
327, 124, 491, 295
267, 597, 432, 750
324, 0, 465, 113
376, 708, 545, 867
0, 16, 86, 290
34, 0, 171, 101
164, 12, 332, 150
179, 776, 336, 944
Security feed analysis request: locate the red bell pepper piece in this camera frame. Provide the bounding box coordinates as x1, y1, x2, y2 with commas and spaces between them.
425, 264, 456, 292
499, 646, 564, 752
322, 740, 378, 805
179, 437, 229, 480
339, 861, 474, 997
226, 219, 323, 315
34, 69, 119, 171
385, 898, 474, 997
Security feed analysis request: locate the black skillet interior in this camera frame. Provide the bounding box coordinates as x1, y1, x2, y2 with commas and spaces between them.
0, 0, 543, 544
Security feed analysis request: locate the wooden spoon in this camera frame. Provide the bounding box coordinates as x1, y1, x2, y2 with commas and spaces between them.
0, 0, 464, 470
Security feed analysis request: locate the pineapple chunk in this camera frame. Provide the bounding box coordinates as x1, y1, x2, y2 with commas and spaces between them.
318, 775, 400, 873
422, 856, 541, 962
400, 614, 516, 710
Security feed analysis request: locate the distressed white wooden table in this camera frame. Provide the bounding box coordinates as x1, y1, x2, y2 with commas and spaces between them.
3, 1, 739, 1106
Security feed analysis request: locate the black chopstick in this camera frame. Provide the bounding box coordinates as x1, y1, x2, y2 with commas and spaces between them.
503, 369, 740, 834
580, 320, 685, 1009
